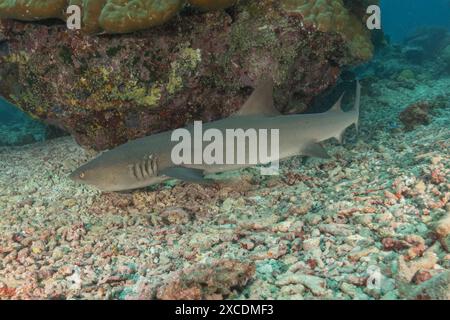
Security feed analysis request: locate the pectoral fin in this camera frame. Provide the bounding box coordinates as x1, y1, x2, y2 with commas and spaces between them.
302, 143, 331, 159
160, 167, 213, 184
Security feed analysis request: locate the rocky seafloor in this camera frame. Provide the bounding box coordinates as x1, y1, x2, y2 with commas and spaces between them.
1, 55, 449, 300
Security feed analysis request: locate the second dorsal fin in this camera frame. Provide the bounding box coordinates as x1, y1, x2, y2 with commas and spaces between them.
235, 77, 280, 117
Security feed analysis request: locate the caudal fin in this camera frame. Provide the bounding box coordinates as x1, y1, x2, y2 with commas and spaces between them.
353, 80, 361, 133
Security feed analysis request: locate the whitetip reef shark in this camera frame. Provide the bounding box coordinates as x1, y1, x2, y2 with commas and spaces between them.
70, 79, 361, 192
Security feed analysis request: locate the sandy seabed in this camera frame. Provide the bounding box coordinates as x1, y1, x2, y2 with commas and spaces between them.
0, 76, 449, 300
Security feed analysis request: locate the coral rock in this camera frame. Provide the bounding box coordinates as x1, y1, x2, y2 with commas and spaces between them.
436, 213, 450, 238
281, 0, 374, 61
156, 259, 255, 300
0, 0, 373, 150
399, 102, 431, 131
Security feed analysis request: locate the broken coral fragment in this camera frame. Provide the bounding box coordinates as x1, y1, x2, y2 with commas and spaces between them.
188, 0, 237, 11
98, 0, 183, 34
0, 0, 67, 20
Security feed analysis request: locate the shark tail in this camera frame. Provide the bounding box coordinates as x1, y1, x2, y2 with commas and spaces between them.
353, 80, 361, 133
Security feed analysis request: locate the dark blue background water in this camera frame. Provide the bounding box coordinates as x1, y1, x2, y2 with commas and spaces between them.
0, 97, 22, 124
381, 0, 450, 42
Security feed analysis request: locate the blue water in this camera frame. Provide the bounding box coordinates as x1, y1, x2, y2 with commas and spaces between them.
381, 0, 450, 42
0, 97, 22, 124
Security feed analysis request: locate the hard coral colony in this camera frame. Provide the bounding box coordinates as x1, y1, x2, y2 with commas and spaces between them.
0, 0, 238, 33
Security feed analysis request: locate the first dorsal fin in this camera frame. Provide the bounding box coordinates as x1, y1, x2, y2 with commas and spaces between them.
329, 93, 345, 112
235, 77, 280, 117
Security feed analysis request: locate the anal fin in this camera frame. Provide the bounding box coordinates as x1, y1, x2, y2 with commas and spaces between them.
335, 132, 344, 145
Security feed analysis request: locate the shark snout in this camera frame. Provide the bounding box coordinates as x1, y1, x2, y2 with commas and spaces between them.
68, 166, 87, 184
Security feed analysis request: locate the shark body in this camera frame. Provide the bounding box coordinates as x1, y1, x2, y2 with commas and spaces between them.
70, 79, 361, 192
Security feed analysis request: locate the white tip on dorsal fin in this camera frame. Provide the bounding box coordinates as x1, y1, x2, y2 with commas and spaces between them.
235, 77, 280, 117
330, 93, 345, 112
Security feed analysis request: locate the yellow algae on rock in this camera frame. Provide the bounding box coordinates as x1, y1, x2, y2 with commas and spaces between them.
68, 0, 106, 34
98, 0, 183, 34
281, 0, 373, 60
188, 0, 237, 11
0, 0, 67, 20
167, 46, 202, 95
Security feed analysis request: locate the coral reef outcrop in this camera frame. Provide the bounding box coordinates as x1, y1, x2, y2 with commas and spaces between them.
0, 0, 374, 150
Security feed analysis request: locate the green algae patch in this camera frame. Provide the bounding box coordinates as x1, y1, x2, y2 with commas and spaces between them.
122, 83, 162, 108
167, 46, 202, 95
3, 51, 29, 65
74, 66, 163, 109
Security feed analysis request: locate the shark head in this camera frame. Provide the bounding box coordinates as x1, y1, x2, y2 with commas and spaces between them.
69, 151, 165, 192
69, 156, 121, 191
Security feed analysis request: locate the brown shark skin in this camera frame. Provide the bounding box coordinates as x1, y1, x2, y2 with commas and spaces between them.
70, 82, 360, 192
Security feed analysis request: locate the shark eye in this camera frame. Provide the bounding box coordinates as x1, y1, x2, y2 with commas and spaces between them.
79, 172, 85, 179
